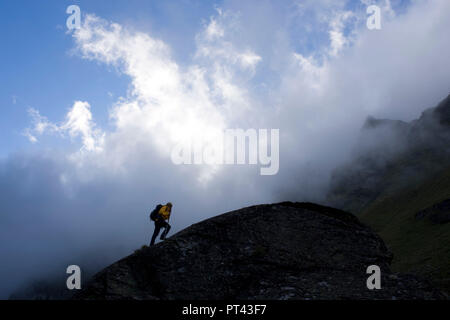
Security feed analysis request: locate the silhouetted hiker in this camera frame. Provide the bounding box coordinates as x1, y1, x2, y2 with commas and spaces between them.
150, 202, 172, 246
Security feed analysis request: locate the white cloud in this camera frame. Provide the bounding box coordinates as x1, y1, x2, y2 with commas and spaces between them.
61, 101, 104, 152
292, 53, 328, 92
205, 18, 224, 40
65, 12, 261, 181
24, 101, 104, 152
328, 11, 355, 57
23, 108, 59, 143
23, 130, 37, 144
195, 9, 262, 72
361, 0, 396, 18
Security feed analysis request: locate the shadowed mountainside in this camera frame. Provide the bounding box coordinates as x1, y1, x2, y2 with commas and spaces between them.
327, 94, 450, 294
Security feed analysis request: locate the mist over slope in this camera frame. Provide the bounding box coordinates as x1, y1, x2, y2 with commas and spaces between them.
327, 94, 450, 294
328, 93, 450, 213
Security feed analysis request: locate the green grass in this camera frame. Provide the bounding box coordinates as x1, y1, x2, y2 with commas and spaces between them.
359, 166, 450, 294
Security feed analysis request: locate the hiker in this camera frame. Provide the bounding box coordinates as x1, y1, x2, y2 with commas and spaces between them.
149, 202, 172, 246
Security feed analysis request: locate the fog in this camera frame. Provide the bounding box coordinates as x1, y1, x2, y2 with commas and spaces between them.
1, 0, 450, 298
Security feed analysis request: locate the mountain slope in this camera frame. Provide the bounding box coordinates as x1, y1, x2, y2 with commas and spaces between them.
74, 202, 444, 300
327, 94, 450, 294
359, 166, 450, 293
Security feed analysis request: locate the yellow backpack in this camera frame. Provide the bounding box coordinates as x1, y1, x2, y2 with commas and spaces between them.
158, 205, 171, 220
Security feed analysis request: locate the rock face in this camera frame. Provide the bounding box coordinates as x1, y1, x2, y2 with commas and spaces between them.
75, 202, 444, 300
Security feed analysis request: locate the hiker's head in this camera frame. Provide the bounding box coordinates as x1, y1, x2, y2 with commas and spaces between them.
167, 202, 173, 208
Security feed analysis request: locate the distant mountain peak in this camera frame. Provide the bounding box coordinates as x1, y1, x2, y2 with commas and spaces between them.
432, 93, 450, 126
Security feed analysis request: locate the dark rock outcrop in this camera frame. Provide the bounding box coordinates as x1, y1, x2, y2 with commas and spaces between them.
74, 202, 444, 300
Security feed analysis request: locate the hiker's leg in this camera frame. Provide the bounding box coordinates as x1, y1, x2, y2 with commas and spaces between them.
160, 221, 168, 240
160, 222, 171, 240
150, 223, 161, 246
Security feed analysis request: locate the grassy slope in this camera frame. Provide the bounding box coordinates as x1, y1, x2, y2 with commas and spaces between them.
359, 166, 450, 293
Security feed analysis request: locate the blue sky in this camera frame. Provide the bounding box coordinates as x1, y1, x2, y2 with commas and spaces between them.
1, 0, 449, 298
